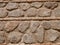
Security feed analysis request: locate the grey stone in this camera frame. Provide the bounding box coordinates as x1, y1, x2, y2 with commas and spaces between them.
8, 9, 24, 17
0, 31, 6, 44
31, 2, 43, 8
42, 21, 51, 30
6, 3, 18, 10
25, 8, 37, 17
18, 21, 30, 33
4, 21, 18, 32
44, 2, 58, 9
28, 21, 40, 32
0, 21, 6, 31
51, 21, 60, 30
35, 26, 44, 43
0, 8, 8, 18
0, 2, 6, 8
19, 3, 30, 10
45, 29, 59, 42
7, 31, 22, 43
37, 8, 51, 17
22, 33, 36, 44
52, 8, 60, 17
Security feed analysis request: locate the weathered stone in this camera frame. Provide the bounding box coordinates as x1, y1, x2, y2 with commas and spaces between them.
0, 31, 6, 44
19, 3, 30, 10
28, 21, 40, 32
8, 9, 24, 17
45, 29, 59, 42
35, 26, 44, 43
18, 21, 30, 33
0, 3, 6, 8
31, 43, 40, 45
51, 21, 60, 30
52, 8, 60, 17
4, 21, 18, 32
6, 3, 18, 10
22, 33, 36, 44
7, 31, 22, 43
42, 21, 51, 30
44, 2, 58, 9
0, 21, 6, 31
0, 8, 8, 18
31, 2, 43, 8
37, 8, 51, 17
25, 8, 37, 17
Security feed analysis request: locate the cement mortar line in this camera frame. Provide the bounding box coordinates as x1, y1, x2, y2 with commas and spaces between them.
0, 17, 60, 21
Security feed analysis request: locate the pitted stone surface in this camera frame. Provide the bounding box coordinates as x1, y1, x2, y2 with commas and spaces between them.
22, 33, 36, 44
7, 31, 22, 43
0, 3, 6, 8
45, 29, 59, 42
18, 21, 30, 33
25, 8, 37, 17
8, 9, 24, 17
6, 3, 18, 10
4, 21, 18, 32
28, 21, 40, 32
37, 8, 51, 17
19, 3, 30, 10
0, 8, 8, 18
35, 26, 44, 43
31, 2, 43, 8
44, 2, 58, 9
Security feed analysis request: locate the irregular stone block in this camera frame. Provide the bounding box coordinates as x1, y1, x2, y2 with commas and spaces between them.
42, 21, 51, 30
18, 21, 30, 33
35, 26, 44, 43
0, 8, 8, 18
8, 9, 24, 17
22, 33, 36, 44
4, 21, 18, 32
19, 3, 30, 10
37, 8, 51, 17
6, 3, 18, 10
28, 21, 40, 32
44, 2, 58, 9
25, 8, 37, 17
7, 31, 22, 43
51, 21, 60, 30
45, 29, 59, 42
31, 2, 43, 8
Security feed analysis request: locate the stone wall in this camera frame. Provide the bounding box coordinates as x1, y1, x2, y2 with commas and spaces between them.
0, 0, 60, 45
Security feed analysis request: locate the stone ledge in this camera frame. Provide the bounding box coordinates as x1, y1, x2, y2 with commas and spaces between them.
0, 0, 60, 2
0, 17, 60, 21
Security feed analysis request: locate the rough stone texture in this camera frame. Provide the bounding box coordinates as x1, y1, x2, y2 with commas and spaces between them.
25, 8, 37, 17
42, 21, 51, 30
19, 3, 30, 10
31, 2, 43, 8
35, 26, 44, 43
0, 3, 6, 8
22, 33, 36, 44
8, 9, 24, 17
44, 2, 58, 9
7, 31, 22, 43
45, 29, 59, 42
51, 21, 60, 30
4, 21, 18, 32
0, 31, 6, 44
6, 3, 18, 10
17, 21, 30, 33
28, 21, 40, 32
52, 8, 60, 17
0, 8, 8, 18
37, 8, 51, 17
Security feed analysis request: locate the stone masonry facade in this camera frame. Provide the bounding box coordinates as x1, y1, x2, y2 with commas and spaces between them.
0, 0, 60, 45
